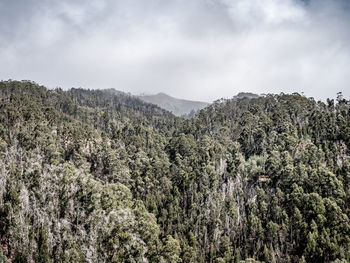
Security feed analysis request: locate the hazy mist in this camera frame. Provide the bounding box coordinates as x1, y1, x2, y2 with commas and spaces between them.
1, 0, 350, 101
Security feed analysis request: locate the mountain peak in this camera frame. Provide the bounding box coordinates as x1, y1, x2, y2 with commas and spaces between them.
138, 93, 209, 116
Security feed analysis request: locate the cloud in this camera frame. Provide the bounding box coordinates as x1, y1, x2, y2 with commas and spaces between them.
223, 0, 306, 26
0, 0, 350, 101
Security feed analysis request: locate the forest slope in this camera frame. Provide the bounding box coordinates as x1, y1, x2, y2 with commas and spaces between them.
0, 81, 349, 263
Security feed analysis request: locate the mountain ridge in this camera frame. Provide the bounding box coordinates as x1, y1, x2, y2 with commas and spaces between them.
138, 92, 210, 116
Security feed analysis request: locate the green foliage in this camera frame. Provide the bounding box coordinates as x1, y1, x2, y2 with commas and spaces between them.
162, 235, 182, 263
0, 248, 7, 263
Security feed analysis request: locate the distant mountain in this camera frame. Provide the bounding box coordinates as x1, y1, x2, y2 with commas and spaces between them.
138, 92, 209, 116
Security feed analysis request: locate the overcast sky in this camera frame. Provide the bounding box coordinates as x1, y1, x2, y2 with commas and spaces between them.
1, 0, 350, 102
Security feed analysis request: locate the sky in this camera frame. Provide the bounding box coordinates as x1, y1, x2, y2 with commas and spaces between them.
0, 0, 350, 102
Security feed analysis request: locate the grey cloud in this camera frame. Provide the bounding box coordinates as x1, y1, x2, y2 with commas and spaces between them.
0, 0, 350, 101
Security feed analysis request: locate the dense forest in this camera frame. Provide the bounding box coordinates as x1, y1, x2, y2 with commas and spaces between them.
0, 80, 349, 263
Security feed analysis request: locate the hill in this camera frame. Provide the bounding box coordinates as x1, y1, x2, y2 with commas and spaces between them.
0, 80, 349, 263
138, 92, 209, 116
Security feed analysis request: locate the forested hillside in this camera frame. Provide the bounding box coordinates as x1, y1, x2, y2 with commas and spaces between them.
0, 80, 349, 263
